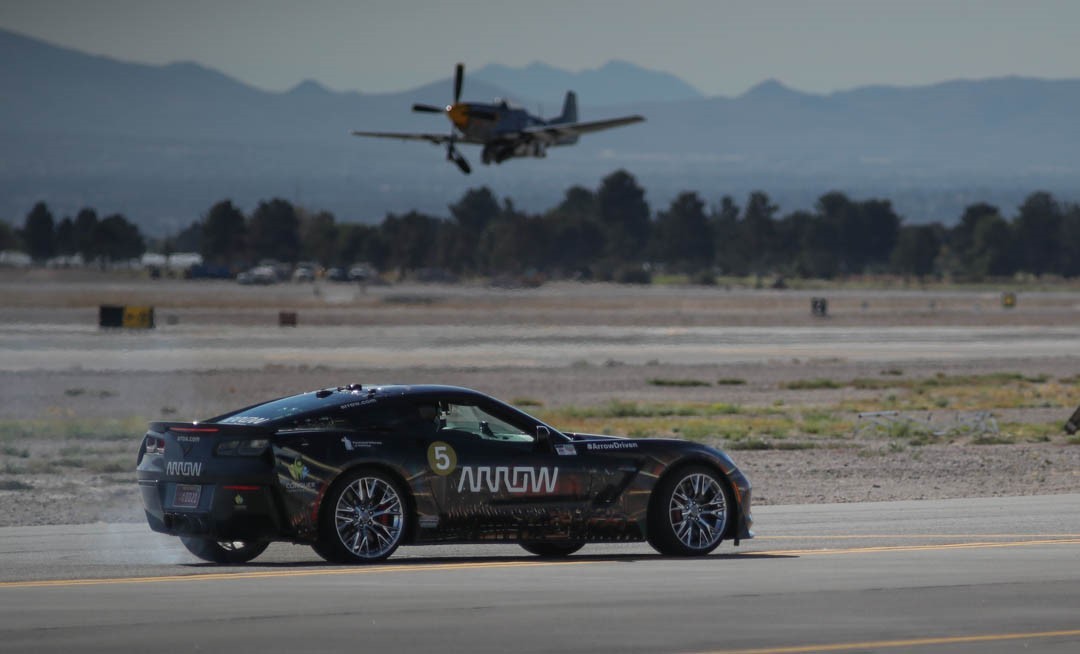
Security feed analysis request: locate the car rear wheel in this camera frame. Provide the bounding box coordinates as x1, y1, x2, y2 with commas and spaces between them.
315, 468, 408, 564
180, 537, 269, 564
647, 465, 731, 557
519, 542, 584, 557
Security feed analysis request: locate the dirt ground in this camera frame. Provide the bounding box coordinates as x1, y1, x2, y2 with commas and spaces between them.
1, 270, 1079, 527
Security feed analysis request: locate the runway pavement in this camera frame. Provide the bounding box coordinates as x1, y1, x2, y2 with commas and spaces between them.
4, 322, 1080, 371
2, 494, 1079, 653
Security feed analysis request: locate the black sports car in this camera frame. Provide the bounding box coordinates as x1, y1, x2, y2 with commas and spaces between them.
136, 384, 753, 564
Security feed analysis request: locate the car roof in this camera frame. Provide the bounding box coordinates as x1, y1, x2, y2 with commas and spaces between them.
208, 384, 495, 423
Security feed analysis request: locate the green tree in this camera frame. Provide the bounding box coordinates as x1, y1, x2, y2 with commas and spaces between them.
1057, 204, 1080, 278
22, 202, 55, 261
968, 213, 1014, 279
202, 200, 246, 265
380, 211, 441, 274
947, 203, 1002, 278
711, 195, 745, 275
814, 191, 855, 272
450, 187, 500, 235
93, 214, 145, 261
556, 186, 597, 218
480, 211, 548, 275
814, 192, 900, 273
247, 198, 300, 263
1013, 191, 1061, 276
73, 208, 99, 261
783, 210, 840, 279
446, 188, 501, 272
740, 191, 779, 273
597, 170, 651, 259
338, 223, 385, 270
300, 210, 339, 265
539, 186, 604, 273
890, 224, 941, 278
0, 219, 20, 251
55, 217, 76, 256
858, 199, 901, 271
950, 203, 999, 257
652, 191, 713, 269
173, 221, 203, 253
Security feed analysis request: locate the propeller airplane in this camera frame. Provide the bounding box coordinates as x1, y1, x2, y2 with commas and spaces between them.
350, 63, 644, 174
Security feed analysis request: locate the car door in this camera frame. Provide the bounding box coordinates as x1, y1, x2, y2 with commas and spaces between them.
418, 398, 592, 540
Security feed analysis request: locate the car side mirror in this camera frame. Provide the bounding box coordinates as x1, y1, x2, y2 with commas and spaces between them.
535, 426, 552, 452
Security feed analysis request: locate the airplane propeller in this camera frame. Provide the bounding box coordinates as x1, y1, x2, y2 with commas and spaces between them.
408, 62, 494, 174
411, 103, 445, 114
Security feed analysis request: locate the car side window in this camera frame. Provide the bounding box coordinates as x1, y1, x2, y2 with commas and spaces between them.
436, 402, 533, 444
349, 403, 435, 435
277, 413, 352, 432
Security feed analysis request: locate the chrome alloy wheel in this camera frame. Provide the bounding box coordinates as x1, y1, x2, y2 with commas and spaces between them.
334, 476, 404, 559
668, 472, 728, 550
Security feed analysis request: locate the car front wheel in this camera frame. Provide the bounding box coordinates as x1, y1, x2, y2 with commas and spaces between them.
647, 465, 732, 556
315, 468, 408, 564
180, 537, 269, 564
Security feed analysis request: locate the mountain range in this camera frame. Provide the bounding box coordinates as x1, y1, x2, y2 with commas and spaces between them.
2, 27, 1078, 235
472, 60, 704, 106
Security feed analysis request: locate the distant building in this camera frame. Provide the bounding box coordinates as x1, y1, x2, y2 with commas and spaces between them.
45, 254, 85, 268
0, 251, 32, 268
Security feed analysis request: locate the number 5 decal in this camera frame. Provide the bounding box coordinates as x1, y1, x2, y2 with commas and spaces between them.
427, 441, 457, 476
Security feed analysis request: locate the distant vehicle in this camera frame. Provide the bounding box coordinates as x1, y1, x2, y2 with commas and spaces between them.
325, 267, 347, 282
237, 265, 277, 285
347, 263, 373, 282
136, 384, 753, 564
292, 263, 318, 283
351, 63, 644, 174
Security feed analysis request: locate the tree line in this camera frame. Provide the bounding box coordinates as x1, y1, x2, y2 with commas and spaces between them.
3, 204, 145, 265
4, 169, 1080, 282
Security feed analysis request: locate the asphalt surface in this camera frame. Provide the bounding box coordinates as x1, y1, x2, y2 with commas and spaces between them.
4, 322, 1080, 371
3, 495, 1080, 653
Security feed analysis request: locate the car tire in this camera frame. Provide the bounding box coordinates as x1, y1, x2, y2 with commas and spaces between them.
519, 541, 585, 557
180, 537, 269, 564
315, 468, 409, 564
647, 465, 732, 557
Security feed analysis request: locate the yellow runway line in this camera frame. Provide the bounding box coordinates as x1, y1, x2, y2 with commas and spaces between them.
0, 559, 596, 590
754, 533, 1080, 540
697, 627, 1080, 654
745, 537, 1080, 557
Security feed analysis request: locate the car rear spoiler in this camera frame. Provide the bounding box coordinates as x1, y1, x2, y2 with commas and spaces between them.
147, 421, 273, 436
1065, 405, 1080, 435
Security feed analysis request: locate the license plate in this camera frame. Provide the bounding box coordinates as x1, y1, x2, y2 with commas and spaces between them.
174, 484, 202, 509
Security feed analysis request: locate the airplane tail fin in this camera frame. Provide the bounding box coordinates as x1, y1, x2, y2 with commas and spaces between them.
556, 91, 578, 124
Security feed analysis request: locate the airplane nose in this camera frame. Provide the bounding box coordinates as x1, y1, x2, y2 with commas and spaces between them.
447, 103, 469, 130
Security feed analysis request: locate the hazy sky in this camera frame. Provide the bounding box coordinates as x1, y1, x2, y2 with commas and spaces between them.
2, 0, 1078, 96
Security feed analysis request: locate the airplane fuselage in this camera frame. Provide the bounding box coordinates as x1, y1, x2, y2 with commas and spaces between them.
453, 101, 578, 165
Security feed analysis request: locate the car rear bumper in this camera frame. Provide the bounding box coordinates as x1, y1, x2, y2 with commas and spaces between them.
139, 478, 284, 542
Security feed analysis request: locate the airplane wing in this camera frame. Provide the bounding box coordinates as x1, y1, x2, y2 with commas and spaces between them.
521, 115, 645, 143
350, 130, 453, 146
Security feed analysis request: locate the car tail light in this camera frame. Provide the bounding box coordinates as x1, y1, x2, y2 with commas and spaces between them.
215, 438, 270, 456
144, 435, 166, 454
